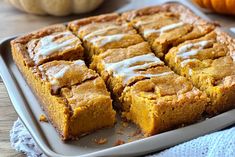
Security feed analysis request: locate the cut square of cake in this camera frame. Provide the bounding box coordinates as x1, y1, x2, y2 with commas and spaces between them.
122, 4, 215, 58
12, 24, 84, 66
121, 73, 207, 135
39, 60, 98, 94
59, 76, 116, 139
90, 42, 167, 110
165, 29, 235, 114
68, 13, 144, 59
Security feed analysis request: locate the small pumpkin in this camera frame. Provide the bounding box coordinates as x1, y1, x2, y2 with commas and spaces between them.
193, 0, 235, 15
6, 0, 104, 16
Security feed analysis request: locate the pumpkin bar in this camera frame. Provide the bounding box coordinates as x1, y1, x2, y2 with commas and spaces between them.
60, 76, 116, 139
12, 24, 84, 66
39, 60, 115, 139
165, 29, 235, 114
11, 25, 116, 140
121, 73, 207, 135
90, 42, 207, 135
91, 42, 170, 110
122, 3, 215, 58
68, 13, 143, 60
39, 60, 98, 94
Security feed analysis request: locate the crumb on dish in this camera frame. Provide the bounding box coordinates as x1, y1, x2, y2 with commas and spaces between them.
39, 114, 48, 122
93, 137, 108, 145
131, 129, 141, 137
116, 129, 124, 135
114, 139, 125, 146
121, 121, 129, 128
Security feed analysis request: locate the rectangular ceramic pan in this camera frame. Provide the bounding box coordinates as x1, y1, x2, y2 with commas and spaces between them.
1, 0, 235, 156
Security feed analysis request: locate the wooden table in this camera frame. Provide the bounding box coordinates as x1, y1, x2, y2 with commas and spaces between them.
0, 0, 234, 156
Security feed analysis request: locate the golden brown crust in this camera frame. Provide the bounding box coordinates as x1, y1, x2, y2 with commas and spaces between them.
11, 24, 67, 44
68, 13, 120, 32
122, 3, 215, 26
11, 24, 84, 66
214, 28, 235, 57
122, 3, 193, 21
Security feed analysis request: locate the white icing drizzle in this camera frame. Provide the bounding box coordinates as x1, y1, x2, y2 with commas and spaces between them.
122, 71, 173, 84
180, 59, 199, 67
135, 20, 155, 27
73, 60, 85, 66
178, 49, 200, 59
177, 40, 212, 59
188, 69, 193, 76
44, 60, 85, 85
83, 25, 121, 40
51, 66, 70, 80
143, 22, 184, 37
231, 54, 235, 62
90, 34, 125, 47
34, 31, 78, 62
103, 53, 172, 84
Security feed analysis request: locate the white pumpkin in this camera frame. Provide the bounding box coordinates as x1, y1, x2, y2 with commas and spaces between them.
6, 0, 104, 16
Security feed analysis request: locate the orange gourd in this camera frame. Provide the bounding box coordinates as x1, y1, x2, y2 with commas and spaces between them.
193, 0, 235, 15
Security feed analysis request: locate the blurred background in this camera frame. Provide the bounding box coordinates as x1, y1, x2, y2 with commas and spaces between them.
0, 0, 235, 40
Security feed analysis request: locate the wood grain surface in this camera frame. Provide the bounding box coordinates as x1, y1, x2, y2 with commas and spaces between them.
0, 0, 234, 156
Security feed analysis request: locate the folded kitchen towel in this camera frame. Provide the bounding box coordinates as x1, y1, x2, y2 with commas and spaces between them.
10, 118, 235, 157
148, 126, 235, 157
10, 118, 46, 157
